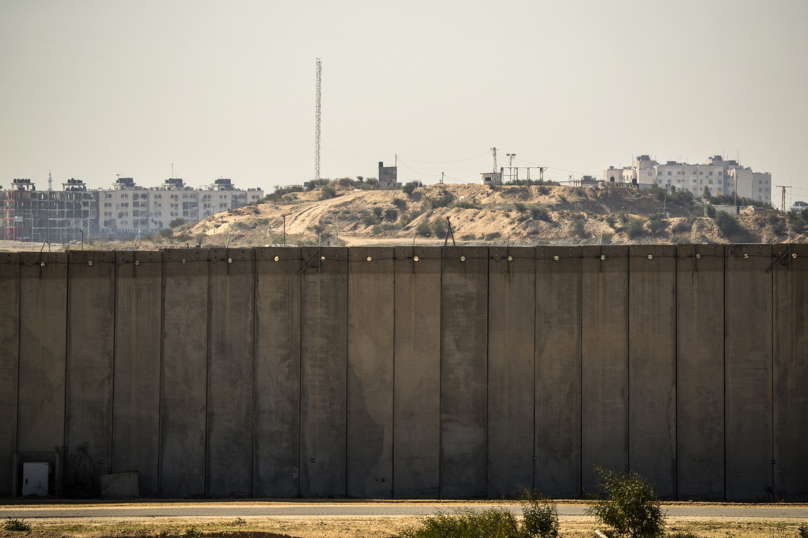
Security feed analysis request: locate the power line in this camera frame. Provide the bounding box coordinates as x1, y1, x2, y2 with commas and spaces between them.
395, 152, 490, 164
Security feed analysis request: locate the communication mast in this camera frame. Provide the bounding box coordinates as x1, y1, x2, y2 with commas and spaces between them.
491, 147, 498, 172
48, 170, 53, 191
776, 185, 790, 212
315, 58, 322, 182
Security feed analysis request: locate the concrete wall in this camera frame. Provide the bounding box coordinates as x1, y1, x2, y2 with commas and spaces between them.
4, 245, 807, 501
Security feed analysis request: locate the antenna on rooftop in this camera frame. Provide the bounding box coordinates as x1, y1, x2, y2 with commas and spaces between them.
315, 58, 322, 182
48, 170, 52, 191
491, 147, 497, 172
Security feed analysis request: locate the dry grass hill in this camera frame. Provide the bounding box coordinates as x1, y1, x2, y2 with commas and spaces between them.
152, 180, 804, 248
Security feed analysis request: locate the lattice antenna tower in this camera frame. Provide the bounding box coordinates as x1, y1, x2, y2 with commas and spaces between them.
315, 58, 322, 182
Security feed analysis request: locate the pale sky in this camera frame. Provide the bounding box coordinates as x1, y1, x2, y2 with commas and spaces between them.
2, 0, 807, 205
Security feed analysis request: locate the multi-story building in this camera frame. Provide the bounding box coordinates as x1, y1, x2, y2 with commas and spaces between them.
3, 176, 264, 241
377, 162, 398, 190
604, 155, 772, 203
3, 178, 97, 242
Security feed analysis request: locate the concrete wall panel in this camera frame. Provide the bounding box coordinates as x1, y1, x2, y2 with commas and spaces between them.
628, 245, 676, 498
773, 244, 808, 499
581, 245, 628, 493
65, 251, 116, 481
440, 247, 488, 498
300, 247, 348, 497
347, 247, 394, 498
160, 249, 209, 498
487, 247, 535, 498
676, 245, 724, 500
0, 253, 20, 496
18, 252, 68, 455
254, 247, 302, 497
112, 251, 162, 497
725, 244, 772, 501
535, 246, 581, 498
206, 249, 254, 497
393, 247, 441, 498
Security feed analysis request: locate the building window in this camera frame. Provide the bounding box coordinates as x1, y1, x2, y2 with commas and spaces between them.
718, 171, 722, 176
667, 171, 671, 176
709, 172, 713, 176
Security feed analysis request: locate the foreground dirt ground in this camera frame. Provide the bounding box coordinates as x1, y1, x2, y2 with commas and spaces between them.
2, 511, 806, 538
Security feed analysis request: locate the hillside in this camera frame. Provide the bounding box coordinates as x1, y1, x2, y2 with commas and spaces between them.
161, 181, 806, 247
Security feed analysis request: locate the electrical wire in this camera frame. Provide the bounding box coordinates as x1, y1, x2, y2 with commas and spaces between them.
395, 152, 490, 164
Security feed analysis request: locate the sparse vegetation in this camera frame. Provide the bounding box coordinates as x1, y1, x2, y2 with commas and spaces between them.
586, 467, 665, 538
169, 218, 186, 228
402, 181, 419, 196
626, 217, 646, 239
320, 185, 336, 200
415, 220, 432, 237
714, 211, 742, 236
392, 198, 408, 210
3, 518, 31, 532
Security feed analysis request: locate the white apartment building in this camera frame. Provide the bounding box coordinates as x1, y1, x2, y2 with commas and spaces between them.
98, 177, 264, 236
604, 155, 772, 203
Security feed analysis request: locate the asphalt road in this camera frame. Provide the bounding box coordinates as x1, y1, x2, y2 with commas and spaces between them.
1, 503, 807, 519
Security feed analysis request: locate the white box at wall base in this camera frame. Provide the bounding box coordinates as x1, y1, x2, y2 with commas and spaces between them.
22, 462, 49, 496
100, 472, 139, 498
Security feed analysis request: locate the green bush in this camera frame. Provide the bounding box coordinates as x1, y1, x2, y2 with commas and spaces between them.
557, 194, 567, 203
3, 518, 32, 532
195, 233, 206, 245
605, 214, 616, 227
401, 509, 520, 538
586, 467, 665, 538
647, 214, 665, 234
402, 181, 419, 196
363, 215, 377, 227
392, 198, 408, 210
704, 204, 716, 218
626, 218, 646, 239
415, 220, 431, 237
169, 218, 186, 228
514, 202, 527, 212
320, 186, 336, 200
798, 523, 808, 538
176, 233, 191, 243
402, 493, 559, 538
384, 208, 398, 222
572, 216, 586, 238
531, 206, 551, 222
158, 228, 173, 238
671, 220, 692, 233
618, 210, 629, 225
574, 187, 584, 197
521, 492, 560, 538
714, 211, 741, 236
373, 207, 383, 218
183, 527, 203, 538
431, 217, 447, 239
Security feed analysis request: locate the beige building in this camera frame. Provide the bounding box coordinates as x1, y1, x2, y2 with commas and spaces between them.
98, 177, 263, 236
604, 155, 771, 202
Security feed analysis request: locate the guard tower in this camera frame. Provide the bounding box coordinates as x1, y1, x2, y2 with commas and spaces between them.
378, 162, 398, 190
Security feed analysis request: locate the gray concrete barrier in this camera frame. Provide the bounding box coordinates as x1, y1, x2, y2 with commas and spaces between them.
3, 245, 806, 501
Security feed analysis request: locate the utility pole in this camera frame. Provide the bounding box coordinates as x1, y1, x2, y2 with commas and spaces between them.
491, 147, 498, 172
506, 153, 516, 182
776, 185, 790, 212
440, 172, 444, 184
283, 214, 287, 246
315, 58, 322, 183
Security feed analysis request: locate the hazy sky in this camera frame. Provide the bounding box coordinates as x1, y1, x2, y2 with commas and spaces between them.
2, 0, 807, 204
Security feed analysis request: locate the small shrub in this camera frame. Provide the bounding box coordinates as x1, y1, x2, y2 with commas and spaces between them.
669, 533, 699, 538
601, 233, 614, 245
521, 491, 560, 538
618, 210, 629, 225
363, 215, 377, 227
647, 214, 665, 234
626, 218, 645, 239
572, 216, 586, 238
384, 208, 398, 222
798, 523, 808, 538
143, 233, 155, 242
705, 204, 716, 218
531, 206, 551, 222
371, 224, 382, 235
402, 181, 419, 196
514, 202, 527, 212
431, 217, 447, 239
460, 234, 476, 241
574, 187, 584, 197
714, 211, 741, 236
586, 467, 665, 538
537, 186, 550, 195
319, 186, 336, 200
455, 200, 482, 210
169, 218, 186, 228
183, 527, 204, 538
176, 233, 191, 243
373, 207, 383, 218
605, 214, 616, 227
3, 518, 31, 532
557, 194, 567, 203
392, 198, 407, 210
671, 220, 692, 233
194, 233, 206, 245
158, 228, 173, 239
485, 232, 502, 241
401, 509, 519, 538
415, 220, 432, 237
